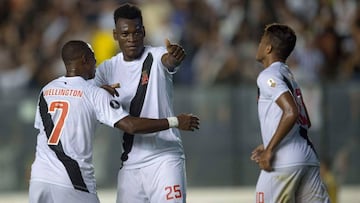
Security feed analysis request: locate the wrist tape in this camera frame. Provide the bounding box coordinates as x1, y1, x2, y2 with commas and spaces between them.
167, 117, 179, 128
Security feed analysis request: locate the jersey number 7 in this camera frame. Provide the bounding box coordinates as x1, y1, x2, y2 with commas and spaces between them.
47, 101, 69, 145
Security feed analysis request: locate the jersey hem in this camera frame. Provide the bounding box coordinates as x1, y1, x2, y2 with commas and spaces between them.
121, 154, 185, 170
272, 162, 319, 169
30, 179, 97, 194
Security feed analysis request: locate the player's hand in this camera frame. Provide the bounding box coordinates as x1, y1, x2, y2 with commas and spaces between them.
101, 83, 119, 97
176, 113, 200, 131
257, 149, 274, 172
163, 38, 186, 68
251, 144, 264, 161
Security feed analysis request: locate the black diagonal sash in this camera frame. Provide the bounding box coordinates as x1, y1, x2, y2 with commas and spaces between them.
38, 93, 89, 192
121, 53, 153, 163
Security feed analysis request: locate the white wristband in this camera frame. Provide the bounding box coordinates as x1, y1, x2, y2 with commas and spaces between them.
167, 117, 179, 128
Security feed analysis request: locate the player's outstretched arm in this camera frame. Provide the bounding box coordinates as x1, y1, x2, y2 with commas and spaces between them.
114, 113, 200, 134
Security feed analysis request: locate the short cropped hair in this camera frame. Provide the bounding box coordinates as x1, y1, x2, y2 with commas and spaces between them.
114, 3, 143, 25
264, 23, 296, 61
61, 40, 91, 65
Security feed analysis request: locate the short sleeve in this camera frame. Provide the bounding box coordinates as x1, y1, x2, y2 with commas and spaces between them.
257, 70, 289, 101
92, 87, 129, 127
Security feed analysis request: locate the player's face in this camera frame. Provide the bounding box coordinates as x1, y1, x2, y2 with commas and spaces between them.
255, 35, 269, 64
113, 18, 145, 61
84, 51, 96, 80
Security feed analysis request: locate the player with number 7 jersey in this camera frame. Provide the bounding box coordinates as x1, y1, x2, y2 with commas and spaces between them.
29, 40, 199, 203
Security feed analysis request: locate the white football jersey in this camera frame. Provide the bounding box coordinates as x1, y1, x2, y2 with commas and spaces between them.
31, 76, 128, 194
93, 46, 184, 169
257, 62, 319, 168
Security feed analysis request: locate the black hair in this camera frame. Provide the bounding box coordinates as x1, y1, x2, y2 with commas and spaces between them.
113, 3, 143, 25
61, 40, 91, 65
264, 23, 297, 61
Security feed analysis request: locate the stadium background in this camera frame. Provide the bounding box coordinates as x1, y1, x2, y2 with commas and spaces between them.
0, 0, 359, 202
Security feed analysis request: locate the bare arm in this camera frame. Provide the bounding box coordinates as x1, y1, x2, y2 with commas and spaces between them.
257, 91, 298, 171
114, 113, 200, 134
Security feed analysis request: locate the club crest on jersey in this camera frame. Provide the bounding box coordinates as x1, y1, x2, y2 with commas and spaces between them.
141, 71, 149, 85
267, 78, 276, 87
110, 100, 121, 109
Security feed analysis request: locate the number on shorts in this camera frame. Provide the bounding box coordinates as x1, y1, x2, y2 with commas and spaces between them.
165, 184, 182, 200
256, 192, 264, 203
47, 101, 69, 145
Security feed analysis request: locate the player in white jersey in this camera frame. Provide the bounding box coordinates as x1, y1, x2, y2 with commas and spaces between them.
29, 40, 199, 203
250, 23, 330, 203
92, 3, 193, 203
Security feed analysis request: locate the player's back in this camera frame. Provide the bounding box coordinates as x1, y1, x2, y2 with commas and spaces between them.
31, 76, 100, 193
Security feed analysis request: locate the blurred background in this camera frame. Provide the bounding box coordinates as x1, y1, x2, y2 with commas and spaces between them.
0, 0, 359, 202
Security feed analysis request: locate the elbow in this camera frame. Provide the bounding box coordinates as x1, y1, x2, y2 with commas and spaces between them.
289, 109, 299, 124
284, 108, 299, 124
125, 127, 137, 135
122, 123, 137, 134
115, 116, 141, 134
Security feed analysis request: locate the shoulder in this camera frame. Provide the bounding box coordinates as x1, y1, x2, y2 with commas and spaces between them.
97, 52, 124, 70
257, 65, 286, 91
85, 84, 116, 108
85, 82, 108, 97
258, 67, 281, 83
41, 77, 62, 91
145, 46, 166, 57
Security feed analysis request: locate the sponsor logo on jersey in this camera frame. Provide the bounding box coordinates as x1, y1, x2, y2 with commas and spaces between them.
267, 78, 276, 87
110, 100, 121, 109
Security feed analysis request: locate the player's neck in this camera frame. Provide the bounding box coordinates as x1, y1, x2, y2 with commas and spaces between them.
264, 56, 285, 68
124, 46, 145, 61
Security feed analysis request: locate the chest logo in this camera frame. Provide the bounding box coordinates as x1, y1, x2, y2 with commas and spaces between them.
267, 78, 276, 87
141, 70, 149, 85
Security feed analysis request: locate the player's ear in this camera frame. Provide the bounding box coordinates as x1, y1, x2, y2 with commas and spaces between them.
113, 29, 118, 41
265, 44, 272, 54
142, 26, 146, 37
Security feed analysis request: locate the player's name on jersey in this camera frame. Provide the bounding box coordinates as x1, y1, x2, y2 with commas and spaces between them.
43, 88, 83, 97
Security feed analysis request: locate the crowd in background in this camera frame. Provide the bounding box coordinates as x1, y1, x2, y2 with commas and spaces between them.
0, 1, 360, 196
1, 0, 360, 94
